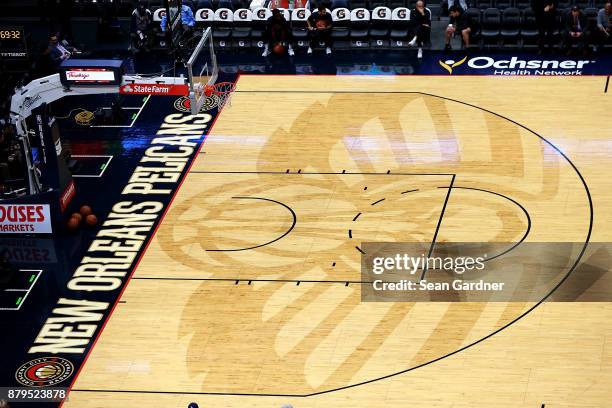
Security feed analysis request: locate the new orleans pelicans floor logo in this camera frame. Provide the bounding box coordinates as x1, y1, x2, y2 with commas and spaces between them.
174, 95, 218, 113
439, 56, 468, 74
15, 357, 74, 387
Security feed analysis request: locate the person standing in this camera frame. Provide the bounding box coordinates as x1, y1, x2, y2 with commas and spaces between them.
531, 0, 558, 53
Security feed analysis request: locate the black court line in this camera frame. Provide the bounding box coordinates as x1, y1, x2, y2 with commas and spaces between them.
420, 174, 455, 281
205, 196, 296, 252
371, 198, 386, 206
352, 212, 362, 221
606, 76, 610, 93
401, 188, 419, 194
85, 92, 593, 399
444, 186, 532, 263
132, 276, 373, 284
190, 170, 456, 176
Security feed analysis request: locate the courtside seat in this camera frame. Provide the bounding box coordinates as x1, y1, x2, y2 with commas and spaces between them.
349, 7, 371, 49
390, 7, 411, 48
574, 0, 590, 9
388, 0, 408, 8
196, 0, 215, 9
465, 7, 482, 46
370, 0, 388, 8
291, 8, 312, 50
331, 0, 350, 8
217, 0, 235, 10
584, 6, 599, 31
250, 7, 272, 50
195, 8, 215, 29
213, 8, 234, 50
331, 7, 352, 50
556, 0, 571, 9
515, 0, 530, 8
369, 6, 392, 48
350, 0, 369, 9
495, 0, 512, 9
501, 7, 521, 47
480, 7, 501, 47
233, 8, 252, 49
520, 7, 538, 47
477, 0, 494, 9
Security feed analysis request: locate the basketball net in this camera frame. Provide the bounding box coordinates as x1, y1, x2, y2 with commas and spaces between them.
205, 82, 236, 110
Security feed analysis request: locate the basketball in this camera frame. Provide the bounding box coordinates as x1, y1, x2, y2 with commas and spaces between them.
204, 84, 214, 97
71, 212, 83, 223
316, 20, 328, 30
272, 43, 285, 55
67, 216, 80, 231
80, 205, 92, 217
85, 214, 98, 226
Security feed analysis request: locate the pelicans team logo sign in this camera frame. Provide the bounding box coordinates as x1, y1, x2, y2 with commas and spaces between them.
15, 357, 74, 386
439, 56, 468, 74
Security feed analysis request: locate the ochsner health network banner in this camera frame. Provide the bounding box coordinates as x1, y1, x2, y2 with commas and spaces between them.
421, 52, 610, 76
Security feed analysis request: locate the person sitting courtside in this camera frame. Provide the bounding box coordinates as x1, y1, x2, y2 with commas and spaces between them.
409, 0, 431, 59
445, 6, 473, 50
307, 4, 333, 55
563, 6, 588, 55
262, 8, 295, 57
596, 1, 612, 52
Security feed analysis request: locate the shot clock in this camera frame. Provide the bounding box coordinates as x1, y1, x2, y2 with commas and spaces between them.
0, 26, 27, 59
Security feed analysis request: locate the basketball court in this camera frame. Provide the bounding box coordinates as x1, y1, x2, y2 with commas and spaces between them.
58, 75, 612, 408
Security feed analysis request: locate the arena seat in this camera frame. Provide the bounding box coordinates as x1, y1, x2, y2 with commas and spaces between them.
350, 8, 371, 48
520, 7, 539, 48
233, 8, 253, 49
331, 8, 352, 49
514, 0, 530, 9
370, 0, 388, 8
195, 8, 215, 28
465, 7, 482, 47
574, 0, 591, 10
250, 7, 272, 50
476, 0, 494, 9
369, 6, 392, 47
388, 0, 407, 7
481, 7, 501, 46
390, 7, 411, 47
213, 8, 234, 50
495, 0, 512, 9
196, 0, 215, 8
557, 0, 572, 9
218, 0, 236, 10
291, 7, 312, 46
501, 7, 521, 47
331, 0, 350, 8
350, 0, 369, 9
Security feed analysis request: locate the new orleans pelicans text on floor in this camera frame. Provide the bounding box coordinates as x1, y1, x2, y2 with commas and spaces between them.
26, 112, 212, 355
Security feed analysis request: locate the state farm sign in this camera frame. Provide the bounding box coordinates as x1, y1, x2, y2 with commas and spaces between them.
119, 84, 189, 96
0, 204, 52, 234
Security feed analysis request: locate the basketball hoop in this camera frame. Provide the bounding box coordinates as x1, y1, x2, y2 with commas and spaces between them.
204, 82, 236, 110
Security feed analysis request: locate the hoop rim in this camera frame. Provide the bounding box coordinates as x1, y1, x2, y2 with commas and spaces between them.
208, 82, 236, 95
